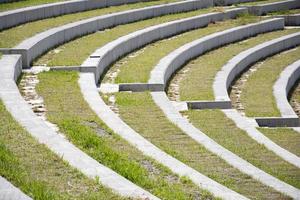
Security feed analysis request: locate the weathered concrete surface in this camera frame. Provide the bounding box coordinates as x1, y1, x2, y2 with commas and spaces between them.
0, 176, 32, 200
247, 0, 300, 16
274, 60, 300, 118
149, 18, 284, 92
0, 55, 159, 200
2, 0, 212, 68
151, 91, 300, 199
187, 100, 232, 109
255, 117, 300, 127
79, 72, 249, 200
82, 8, 247, 84
278, 14, 300, 26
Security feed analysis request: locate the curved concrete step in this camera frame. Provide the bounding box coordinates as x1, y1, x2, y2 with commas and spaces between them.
274, 59, 300, 118
0, 54, 159, 200
0, 176, 32, 200
246, 0, 300, 16
0, 0, 157, 30
213, 31, 300, 168
79, 72, 248, 200
1, 0, 213, 68
79, 16, 297, 199
150, 91, 300, 199
81, 8, 247, 83
148, 18, 284, 89
276, 13, 300, 26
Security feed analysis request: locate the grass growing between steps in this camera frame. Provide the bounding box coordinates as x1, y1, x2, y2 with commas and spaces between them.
0, 0, 65, 11
186, 109, 300, 189
258, 128, 300, 157
239, 0, 289, 6
114, 91, 289, 200
268, 8, 300, 15
178, 28, 300, 101
240, 47, 300, 117
0, 100, 125, 200
34, 7, 215, 67
36, 71, 210, 200
111, 16, 261, 83
0, 0, 179, 48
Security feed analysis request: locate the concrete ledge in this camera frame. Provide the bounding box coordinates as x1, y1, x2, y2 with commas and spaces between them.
149, 18, 284, 89
2, 0, 213, 68
223, 109, 300, 168
49, 66, 81, 71
187, 100, 232, 109
0, 0, 152, 30
255, 117, 300, 127
0, 55, 158, 200
247, 0, 300, 16
82, 8, 247, 83
281, 14, 300, 26
214, 31, 300, 103
0, 176, 32, 200
79, 73, 249, 200
274, 60, 300, 118
150, 91, 300, 198
213, 0, 254, 6
119, 83, 164, 92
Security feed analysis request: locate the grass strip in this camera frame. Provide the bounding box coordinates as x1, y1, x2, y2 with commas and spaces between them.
0, 99, 125, 200
258, 127, 300, 157
239, 0, 289, 6
34, 7, 214, 66
186, 109, 300, 189
0, 0, 178, 48
35, 71, 211, 200
112, 15, 261, 83
268, 8, 300, 15
114, 91, 289, 199
0, 0, 66, 11
241, 47, 300, 117
178, 28, 300, 101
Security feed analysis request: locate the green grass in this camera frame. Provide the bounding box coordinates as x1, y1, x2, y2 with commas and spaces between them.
35, 70, 211, 200
268, 8, 300, 15
0, 0, 178, 48
241, 47, 300, 117
112, 15, 261, 83
0, 0, 66, 11
0, 100, 125, 200
114, 91, 289, 199
34, 8, 216, 66
259, 128, 300, 157
178, 28, 300, 101
239, 0, 288, 6
186, 109, 300, 189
